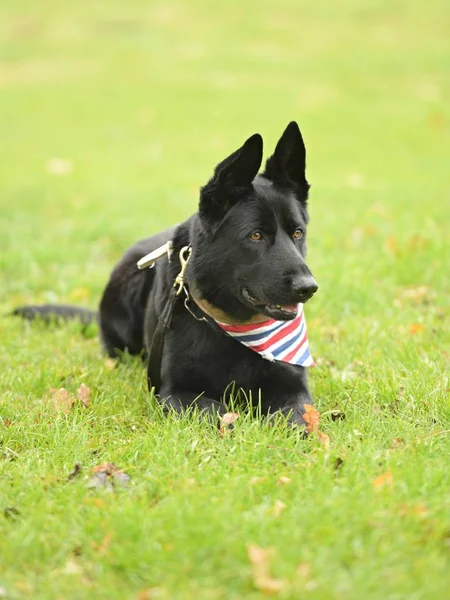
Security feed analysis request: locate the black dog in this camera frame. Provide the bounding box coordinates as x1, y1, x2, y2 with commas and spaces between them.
15, 122, 318, 426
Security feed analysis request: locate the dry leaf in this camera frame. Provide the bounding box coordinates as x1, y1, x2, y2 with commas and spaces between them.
247, 544, 284, 595
77, 383, 91, 408
137, 589, 162, 600
92, 462, 118, 475
303, 404, 320, 433
4, 506, 20, 520
88, 463, 130, 491
272, 500, 286, 517
317, 430, 330, 450
105, 358, 117, 370
52, 388, 75, 413
277, 476, 291, 485
297, 563, 312, 578
409, 323, 425, 335
92, 533, 113, 556
45, 157, 73, 175
250, 476, 265, 486
219, 412, 239, 436
372, 471, 394, 491
67, 463, 82, 481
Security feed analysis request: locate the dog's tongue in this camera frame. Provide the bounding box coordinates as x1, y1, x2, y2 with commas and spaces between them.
282, 304, 298, 313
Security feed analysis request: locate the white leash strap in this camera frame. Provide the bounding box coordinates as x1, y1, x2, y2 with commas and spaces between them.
137, 241, 173, 270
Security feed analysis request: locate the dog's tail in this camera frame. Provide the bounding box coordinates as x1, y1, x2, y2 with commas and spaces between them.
12, 304, 98, 325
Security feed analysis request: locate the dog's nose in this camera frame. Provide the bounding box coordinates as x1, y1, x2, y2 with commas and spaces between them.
292, 275, 318, 302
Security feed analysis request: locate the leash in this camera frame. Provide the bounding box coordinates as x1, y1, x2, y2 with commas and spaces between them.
144, 245, 192, 394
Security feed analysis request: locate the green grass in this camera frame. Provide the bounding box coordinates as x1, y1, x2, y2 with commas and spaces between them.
1, 0, 449, 598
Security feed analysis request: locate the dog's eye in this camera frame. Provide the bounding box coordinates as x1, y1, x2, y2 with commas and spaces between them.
292, 229, 303, 239
250, 231, 262, 241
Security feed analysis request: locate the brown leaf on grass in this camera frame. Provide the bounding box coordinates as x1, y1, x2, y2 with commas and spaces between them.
104, 358, 117, 370
92, 462, 119, 475
277, 476, 292, 485
51, 388, 75, 413
247, 544, 284, 595
137, 589, 163, 600
51, 386, 90, 412
317, 430, 330, 450
3, 506, 21, 520
330, 410, 345, 422
88, 463, 130, 490
91, 532, 113, 556
45, 157, 73, 176
303, 404, 320, 433
250, 476, 265, 486
272, 500, 286, 517
67, 463, 82, 481
409, 323, 425, 335
372, 471, 394, 491
219, 412, 239, 436
297, 562, 318, 591
77, 383, 91, 408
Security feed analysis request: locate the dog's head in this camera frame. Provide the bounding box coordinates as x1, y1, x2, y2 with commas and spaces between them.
192, 122, 318, 322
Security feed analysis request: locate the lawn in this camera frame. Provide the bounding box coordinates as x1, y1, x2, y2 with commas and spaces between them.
0, 0, 449, 598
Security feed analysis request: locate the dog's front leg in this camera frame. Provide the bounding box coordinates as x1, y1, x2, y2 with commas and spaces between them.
268, 374, 314, 430
158, 389, 228, 421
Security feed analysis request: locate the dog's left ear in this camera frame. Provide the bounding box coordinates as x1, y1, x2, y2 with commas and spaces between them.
263, 121, 309, 193
200, 133, 263, 225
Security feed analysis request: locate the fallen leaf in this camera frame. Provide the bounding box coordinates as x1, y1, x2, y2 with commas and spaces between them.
250, 476, 265, 486
92, 462, 118, 475
2, 418, 12, 428
61, 557, 82, 575
296, 562, 318, 591
389, 438, 404, 450
272, 500, 286, 517
277, 476, 291, 485
51, 387, 75, 413
104, 358, 117, 370
137, 589, 163, 600
219, 412, 239, 436
330, 410, 345, 422
303, 404, 320, 433
77, 384, 91, 408
88, 463, 130, 491
333, 457, 344, 471
112, 471, 131, 487
45, 157, 73, 176
372, 471, 394, 491
3, 506, 20, 520
91, 532, 113, 556
87, 472, 113, 492
409, 323, 425, 335
67, 463, 82, 481
247, 544, 284, 595
317, 430, 330, 450
297, 563, 312, 578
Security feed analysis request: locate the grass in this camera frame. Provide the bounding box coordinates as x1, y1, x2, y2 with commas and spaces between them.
1, 0, 449, 598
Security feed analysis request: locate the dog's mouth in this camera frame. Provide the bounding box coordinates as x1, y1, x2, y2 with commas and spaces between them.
242, 288, 298, 321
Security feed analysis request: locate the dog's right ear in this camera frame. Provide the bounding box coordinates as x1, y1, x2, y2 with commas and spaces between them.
199, 133, 263, 225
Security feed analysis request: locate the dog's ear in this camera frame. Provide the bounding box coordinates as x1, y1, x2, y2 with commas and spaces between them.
199, 133, 263, 224
263, 121, 309, 193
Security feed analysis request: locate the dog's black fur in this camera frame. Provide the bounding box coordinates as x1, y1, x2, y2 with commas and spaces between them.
14, 122, 318, 426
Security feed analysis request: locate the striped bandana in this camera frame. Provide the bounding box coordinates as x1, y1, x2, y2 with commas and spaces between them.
215, 305, 314, 367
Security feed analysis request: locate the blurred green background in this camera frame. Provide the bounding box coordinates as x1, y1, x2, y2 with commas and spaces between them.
1, 0, 448, 311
